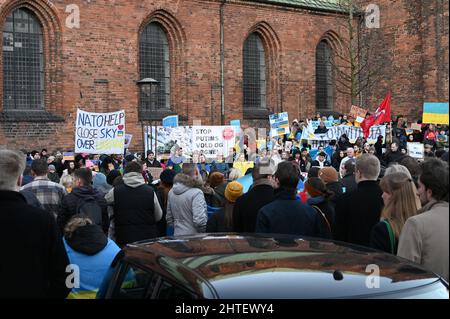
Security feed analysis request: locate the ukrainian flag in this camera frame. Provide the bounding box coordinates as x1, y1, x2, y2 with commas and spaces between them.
423, 102, 449, 125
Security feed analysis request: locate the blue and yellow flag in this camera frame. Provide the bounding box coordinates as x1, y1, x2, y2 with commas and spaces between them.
423, 102, 449, 125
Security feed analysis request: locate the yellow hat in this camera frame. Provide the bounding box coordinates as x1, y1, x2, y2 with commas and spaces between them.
224, 181, 244, 203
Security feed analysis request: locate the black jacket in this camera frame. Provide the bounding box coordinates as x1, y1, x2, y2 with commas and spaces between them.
306, 197, 334, 239
331, 154, 344, 172
311, 160, 331, 167
341, 174, 357, 194
0, 191, 70, 299
20, 189, 43, 209
113, 183, 158, 246
325, 181, 343, 206
233, 183, 275, 233
145, 159, 162, 168
370, 220, 398, 254
255, 189, 327, 238
333, 181, 384, 247
58, 186, 109, 234
206, 209, 233, 233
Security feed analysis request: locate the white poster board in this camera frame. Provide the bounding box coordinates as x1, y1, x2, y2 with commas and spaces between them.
407, 142, 424, 159
75, 109, 125, 154
193, 126, 236, 159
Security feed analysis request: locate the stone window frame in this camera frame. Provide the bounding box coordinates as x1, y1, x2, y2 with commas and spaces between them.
242, 22, 282, 120
137, 10, 186, 121
0, 0, 63, 123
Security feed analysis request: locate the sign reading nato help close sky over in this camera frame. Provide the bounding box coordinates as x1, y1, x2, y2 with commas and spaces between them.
75, 109, 126, 154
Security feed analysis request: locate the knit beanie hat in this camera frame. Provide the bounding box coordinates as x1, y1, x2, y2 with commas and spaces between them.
209, 172, 225, 188
319, 167, 338, 183
224, 181, 244, 203
304, 179, 324, 198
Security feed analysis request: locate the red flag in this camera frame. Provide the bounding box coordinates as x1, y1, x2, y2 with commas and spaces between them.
360, 93, 391, 138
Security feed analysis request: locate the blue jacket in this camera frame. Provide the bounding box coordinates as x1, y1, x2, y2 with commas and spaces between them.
63, 225, 121, 299
256, 189, 327, 238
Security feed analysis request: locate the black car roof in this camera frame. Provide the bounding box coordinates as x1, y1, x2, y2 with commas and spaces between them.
123, 233, 442, 299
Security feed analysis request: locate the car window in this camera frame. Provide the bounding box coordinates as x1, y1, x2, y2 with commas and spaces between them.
113, 262, 157, 299
156, 279, 195, 299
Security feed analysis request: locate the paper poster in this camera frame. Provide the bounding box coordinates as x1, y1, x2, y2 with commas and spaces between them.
193, 126, 236, 159
269, 112, 290, 137
75, 109, 125, 154
63, 152, 75, 161
407, 142, 424, 159
124, 134, 133, 149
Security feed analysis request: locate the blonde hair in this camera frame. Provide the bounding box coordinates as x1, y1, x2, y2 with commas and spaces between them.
228, 168, 242, 181
60, 175, 73, 191
385, 164, 412, 179
64, 217, 92, 239
380, 172, 421, 239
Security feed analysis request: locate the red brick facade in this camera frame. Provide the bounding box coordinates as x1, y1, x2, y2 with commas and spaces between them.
0, 0, 447, 152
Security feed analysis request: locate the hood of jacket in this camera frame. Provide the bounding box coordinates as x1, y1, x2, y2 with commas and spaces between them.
71, 186, 103, 200
123, 172, 146, 188
172, 173, 203, 195
65, 224, 107, 255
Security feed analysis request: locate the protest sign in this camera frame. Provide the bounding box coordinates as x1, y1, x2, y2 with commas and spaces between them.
410, 123, 422, 131
285, 141, 293, 152
124, 134, 133, 149
162, 115, 179, 128
301, 124, 385, 144
269, 112, 290, 137
75, 109, 125, 154
407, 142, 424, 159
422, 102, 449, 124
193, 126, 236, 159
148, 126, 193, 159
63, 152, 75, 161
310, 120, 334, 129
230, 119, 241, 134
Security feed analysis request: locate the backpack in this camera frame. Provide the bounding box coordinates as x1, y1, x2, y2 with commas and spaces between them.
75, 196, 103, 226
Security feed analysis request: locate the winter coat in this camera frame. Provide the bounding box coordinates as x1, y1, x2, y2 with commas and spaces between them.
233, 181, 275, 233
58, 186, 109, 234
206, 209, 234, 233
145, 159, 162, 168
397, 201, 449, 282
156, 185, 172, 237
105, 172, 163, 246
255, 189, 328, 238
325, 181, 344, 205
64, 224, 121, 299
306, 196, 334, 239
0, 191, 71, 299
333, 181, 384, 247
311, 159, 331, 168
341, 173, 357, 194
48, 172, 60, 184
166, 173, 208, 236
370, 219, 398, 254
20, 189, 44, 209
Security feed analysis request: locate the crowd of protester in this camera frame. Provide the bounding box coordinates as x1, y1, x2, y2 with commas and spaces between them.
1, 112, 449, 299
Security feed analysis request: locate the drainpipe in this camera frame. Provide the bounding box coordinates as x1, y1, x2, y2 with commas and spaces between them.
220, 0, 226, 125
